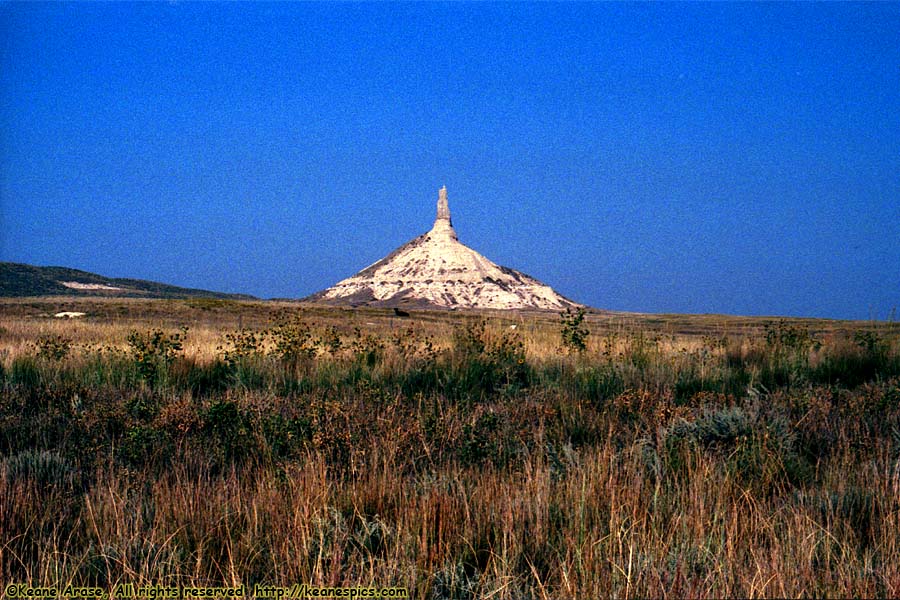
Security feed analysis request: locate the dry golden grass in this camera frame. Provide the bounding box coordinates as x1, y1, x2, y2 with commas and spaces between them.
1, 297, 898, 597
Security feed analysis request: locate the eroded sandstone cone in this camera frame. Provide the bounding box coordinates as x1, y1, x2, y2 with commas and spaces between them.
307, 187, 579, 310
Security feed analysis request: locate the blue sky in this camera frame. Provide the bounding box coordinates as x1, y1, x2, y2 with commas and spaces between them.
1, 2, 898, 319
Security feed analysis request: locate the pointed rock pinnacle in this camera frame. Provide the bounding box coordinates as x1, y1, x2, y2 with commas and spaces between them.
437, 185, 451, 222
306, 185, 580, 310
431, 185, 456, 239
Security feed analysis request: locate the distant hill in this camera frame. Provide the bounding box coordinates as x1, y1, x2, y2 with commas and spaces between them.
0, 262, 256, 300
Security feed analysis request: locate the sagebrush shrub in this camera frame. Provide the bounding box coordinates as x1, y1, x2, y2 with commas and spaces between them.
3, 449, 78, 490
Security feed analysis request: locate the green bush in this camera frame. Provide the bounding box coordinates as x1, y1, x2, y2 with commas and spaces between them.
119, 425, 173, 468
760, 321, 820, 388
36, 335, 72, 361
221, 328, 267, 367
271, 317, 318, 365
319, 325, 344, 357
127, 327, 187, 386
203, 399, 253, 463
217, 330, 272, 390
125, 389, 160, 421
262, 412, 312, 460
458, 410, 519, 468
448, 321, 530, 401
344, 326, 383, 369
560, 307, 589, 353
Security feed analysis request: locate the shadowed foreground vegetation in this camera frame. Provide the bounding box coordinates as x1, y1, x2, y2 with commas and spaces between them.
1, 299, 900, 597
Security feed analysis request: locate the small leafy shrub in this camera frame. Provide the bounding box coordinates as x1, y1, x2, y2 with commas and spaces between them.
450, 321, 530, 401
560, 307, 589, 353
127, 327, 188, 386
458, 410, 518, 467
350, 327, 385, 368
36, 335, 73, 361
271, 317, 318, 366
761, 321, 819, 387
853, 330, 889, 359
203, 399, 253, 463
217, 328, 270, 389
125, 389, 160, 421
391, 329, 441, 396
118, 425, 173, 468
319, 325, 344, 357
487, 333, 529, 395
454, 320, 488, 359
765, 321, 816, 354
220, 328, 267, 367
262, 412, 312, 460
390, 326, 438, 366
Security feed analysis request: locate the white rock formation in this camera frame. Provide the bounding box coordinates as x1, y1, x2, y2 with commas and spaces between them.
308, 187, 578, 310
60, 281, 123, 291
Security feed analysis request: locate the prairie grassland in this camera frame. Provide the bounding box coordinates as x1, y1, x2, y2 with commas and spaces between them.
1, 298, 899, 598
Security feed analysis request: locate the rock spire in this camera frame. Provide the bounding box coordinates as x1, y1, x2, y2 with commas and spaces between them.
306, 187, 580, 310
430, 185, 456, 239
436, 185, 451, 222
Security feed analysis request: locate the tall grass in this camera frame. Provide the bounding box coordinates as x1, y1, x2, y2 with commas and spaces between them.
1, 305, 899, 597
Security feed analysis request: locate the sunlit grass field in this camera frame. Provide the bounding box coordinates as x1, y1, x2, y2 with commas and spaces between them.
2, 297, 899, 598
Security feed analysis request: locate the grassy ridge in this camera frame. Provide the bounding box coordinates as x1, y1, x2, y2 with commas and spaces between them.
1, 300, 899, 597
0, 262, 256, 299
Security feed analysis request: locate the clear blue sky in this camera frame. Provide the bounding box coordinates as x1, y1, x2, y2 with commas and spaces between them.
2, 2, 898, 319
